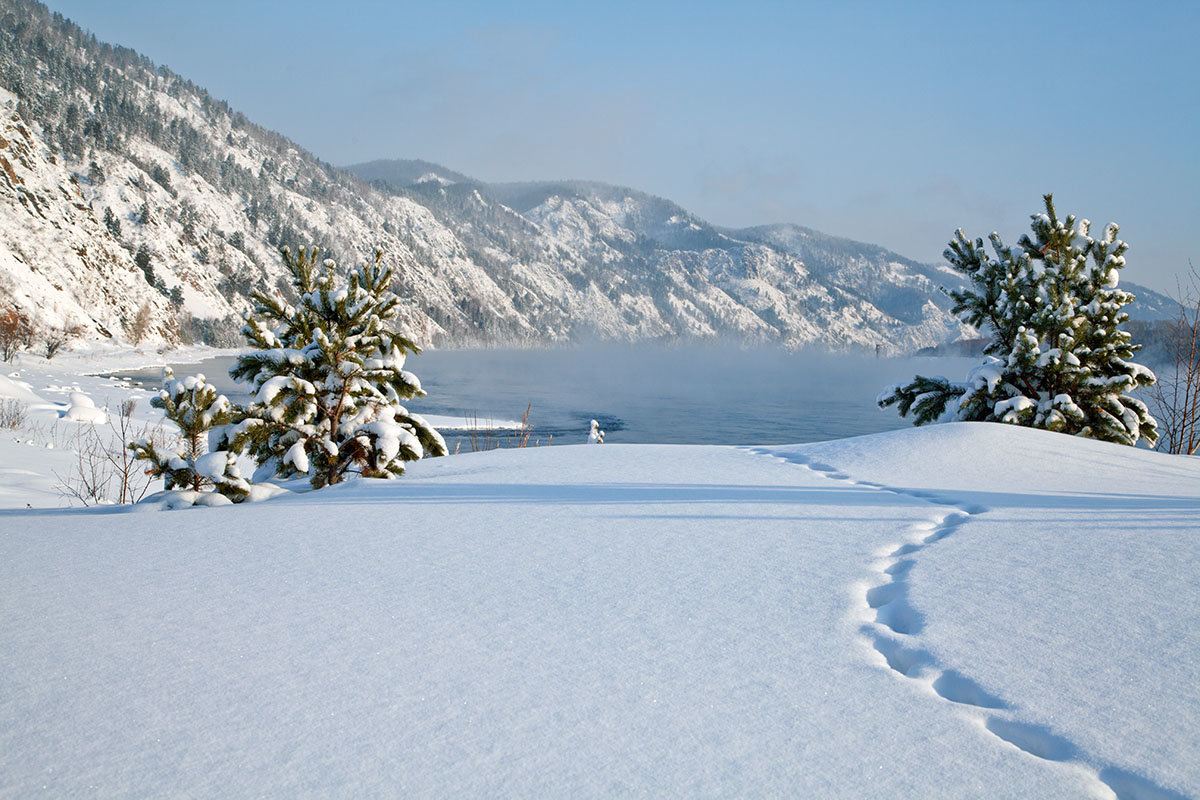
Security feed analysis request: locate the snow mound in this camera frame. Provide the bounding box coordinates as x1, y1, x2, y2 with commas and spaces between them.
0, 373, 45, 404
139, 482, 292, 510
60, 392, 107, 424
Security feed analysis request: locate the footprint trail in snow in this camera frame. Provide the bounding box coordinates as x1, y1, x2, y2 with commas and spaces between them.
747, 447, 1188, 800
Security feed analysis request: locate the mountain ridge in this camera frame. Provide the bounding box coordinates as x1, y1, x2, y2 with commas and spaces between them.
0, 0, 1175, 355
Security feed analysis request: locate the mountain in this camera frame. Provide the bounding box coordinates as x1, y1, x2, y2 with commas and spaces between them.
0, 0, 1175, 353
347, 164, 980, 349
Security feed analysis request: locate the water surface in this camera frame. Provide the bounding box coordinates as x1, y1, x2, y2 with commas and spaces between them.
113, 345, 976, 448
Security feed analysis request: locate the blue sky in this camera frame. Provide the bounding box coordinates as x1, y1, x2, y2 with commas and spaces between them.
47, 0, 1199, 292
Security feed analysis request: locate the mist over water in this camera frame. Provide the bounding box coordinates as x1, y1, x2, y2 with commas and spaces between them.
122, 345, 977, 448
412, 345, 976, 446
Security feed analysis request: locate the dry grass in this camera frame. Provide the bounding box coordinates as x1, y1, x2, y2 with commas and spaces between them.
464, 403, 546, 452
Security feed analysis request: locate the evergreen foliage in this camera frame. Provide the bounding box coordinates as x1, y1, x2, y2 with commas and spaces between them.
224, 246, 447, 488
102, 206, 121, 237
129, 368, 250, 500
134, 243, 153, 284
879, 195, 1158, 446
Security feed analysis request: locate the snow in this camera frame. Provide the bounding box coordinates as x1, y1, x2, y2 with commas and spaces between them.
192, 450, 230, 479
61, 391, 107, 424
0, 372, 44, 404
283, 439, 309, 474
419, 413, 523, 430
994, 395, 1035, 422
967, 357, 1004, 392
415, 172, 453, 186
0, 355, 1198, 797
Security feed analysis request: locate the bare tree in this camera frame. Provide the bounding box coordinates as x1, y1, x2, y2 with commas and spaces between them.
129, 302, 154, 344
0, 306, 33, 362
1147, 262, 1200, 454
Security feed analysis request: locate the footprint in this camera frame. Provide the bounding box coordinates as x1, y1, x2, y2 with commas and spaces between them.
885, 559, 914, 576
1099, 767, 1190, 800
933, 670, 1008, 709
890, 543, 922, 557
985, 718, 1078, 762
865, 581, 906, 609
875, 598, 924, 635
871, 633, 934, 678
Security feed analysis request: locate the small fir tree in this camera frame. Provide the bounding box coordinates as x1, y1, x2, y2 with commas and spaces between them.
102, 206, 121, 238
135, 244, 154, 284
879, 195, 1158, 446
129, 368, 250, 500
224, 246, 446, 488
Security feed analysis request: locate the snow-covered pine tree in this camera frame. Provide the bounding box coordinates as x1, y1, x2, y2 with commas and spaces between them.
879, 195, 1158, 446
129, 367, 251, 500
224, 246, 446, 488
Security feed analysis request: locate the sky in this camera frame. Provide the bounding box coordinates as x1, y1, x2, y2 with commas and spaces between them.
45, 0, 1200, 293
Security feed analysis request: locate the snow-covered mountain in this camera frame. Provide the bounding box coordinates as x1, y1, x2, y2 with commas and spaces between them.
0, 0, 1173, 351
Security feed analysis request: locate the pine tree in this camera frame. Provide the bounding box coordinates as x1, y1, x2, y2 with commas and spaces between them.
879, 195, 1158, 446
129, 368, 250, 500
135, 243, 154, 284
224, 246, 446, 488
102, 205, 121, 238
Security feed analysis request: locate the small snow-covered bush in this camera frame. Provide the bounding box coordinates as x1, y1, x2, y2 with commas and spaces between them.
879, 195, 1158, 447
129, 368, 250, 501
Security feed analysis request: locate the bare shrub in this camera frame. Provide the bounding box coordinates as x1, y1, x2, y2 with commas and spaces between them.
54, 399, 173, 506
1146, 263, 1200, 454
20, 418, 73, 450
41, 328, 72, 360
56, 426, 114, 506
0, 397, 28, 429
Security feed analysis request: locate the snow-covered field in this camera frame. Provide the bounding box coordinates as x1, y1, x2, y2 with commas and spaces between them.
1, 348, 1197, 797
